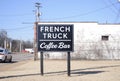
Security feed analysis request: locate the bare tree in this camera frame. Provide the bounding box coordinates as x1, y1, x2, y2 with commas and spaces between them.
0, 30, 7, 48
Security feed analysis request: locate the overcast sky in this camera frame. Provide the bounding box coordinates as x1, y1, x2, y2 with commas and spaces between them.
0, 0, 120, 41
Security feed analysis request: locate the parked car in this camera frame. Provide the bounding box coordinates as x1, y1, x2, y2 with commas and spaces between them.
25, 48, 34, 54
0, 48, 12, 62
30, 49, 34, 54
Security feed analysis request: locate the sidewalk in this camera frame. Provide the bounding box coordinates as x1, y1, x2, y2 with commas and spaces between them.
0, 60, 120, 81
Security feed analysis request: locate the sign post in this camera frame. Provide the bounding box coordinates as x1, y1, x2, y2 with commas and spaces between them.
67, 52, 71, 76
40, 52, 44, 75
37, 24, 74, 76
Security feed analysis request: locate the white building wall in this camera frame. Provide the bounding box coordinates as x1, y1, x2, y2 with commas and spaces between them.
38, 22, 120, 60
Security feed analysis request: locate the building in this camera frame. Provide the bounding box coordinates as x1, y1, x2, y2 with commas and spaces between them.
38, 22, 120, 60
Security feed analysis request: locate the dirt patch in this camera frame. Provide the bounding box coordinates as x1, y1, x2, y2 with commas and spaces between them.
0, 60, 120, 81
0, 60, 31, 72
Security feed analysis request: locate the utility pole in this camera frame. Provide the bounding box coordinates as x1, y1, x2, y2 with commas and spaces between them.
4, 31, 7, 49
10, 40, 12, 52
20, 40, 22, 52
4, 39, 7, 49
35, 2, 41, 22
34, 2, 41, 60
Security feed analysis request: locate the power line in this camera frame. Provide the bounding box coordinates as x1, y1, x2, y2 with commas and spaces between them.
114, 7, 120, 23
0, 26, 33, 31
107, 0, 120, 23
8, 29, 33, 33
0, 2, 118, 21
108, 0, 119, 12
0, 1, 119, 23
5, 28, 33, 33
102, 0, 117, 14
105, 0, 120, 23
102, 0, 120, 23
41, 2, 119, 21
0, 13, 33, 17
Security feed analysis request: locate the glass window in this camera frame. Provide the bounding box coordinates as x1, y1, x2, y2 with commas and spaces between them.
101, 36, 109, 41
0, 49, 4, 52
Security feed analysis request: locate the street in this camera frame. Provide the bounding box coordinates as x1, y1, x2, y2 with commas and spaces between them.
0, 53, 34, 66
12, 53, 34, 62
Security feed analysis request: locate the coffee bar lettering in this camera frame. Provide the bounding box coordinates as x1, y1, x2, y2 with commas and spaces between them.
37, 24, 74, 52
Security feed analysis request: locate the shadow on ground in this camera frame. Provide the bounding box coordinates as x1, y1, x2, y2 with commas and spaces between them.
0, 61, 18, 64
0, 73, 40, 79
0, 64, 120, 79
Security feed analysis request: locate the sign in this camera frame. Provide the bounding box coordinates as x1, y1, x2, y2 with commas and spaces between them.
37, 24, 74, 51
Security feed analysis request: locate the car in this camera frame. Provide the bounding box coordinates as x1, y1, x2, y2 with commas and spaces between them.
0, 47, 12, 62
30, 49, 34, 54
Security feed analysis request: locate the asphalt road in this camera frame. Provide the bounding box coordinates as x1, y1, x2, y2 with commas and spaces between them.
0, 53, 34, 66
12, 53, 34, 62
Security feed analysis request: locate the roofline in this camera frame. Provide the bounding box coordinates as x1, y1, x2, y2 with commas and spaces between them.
37, 21, 120, 25
38, 21, 98, 23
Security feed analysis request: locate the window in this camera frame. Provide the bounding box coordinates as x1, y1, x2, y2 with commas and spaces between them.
0, 49, 3, 52
101, 36, 109, 41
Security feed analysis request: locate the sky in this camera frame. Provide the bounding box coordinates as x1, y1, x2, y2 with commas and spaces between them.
0, 0, 120, 41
